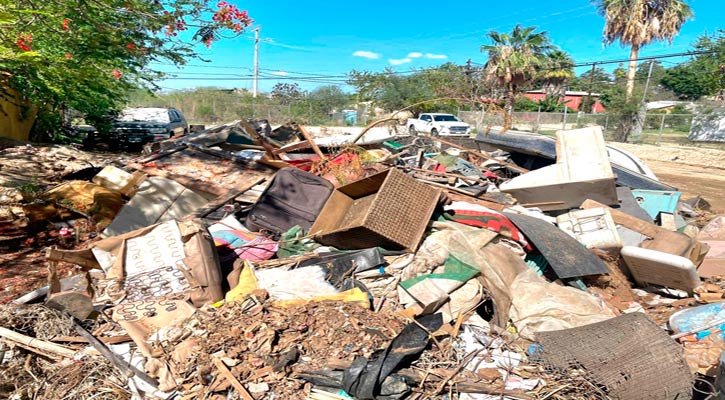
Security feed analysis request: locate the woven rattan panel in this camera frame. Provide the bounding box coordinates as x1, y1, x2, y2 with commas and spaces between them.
363, 168, 439, 250
536, 313, 692, 399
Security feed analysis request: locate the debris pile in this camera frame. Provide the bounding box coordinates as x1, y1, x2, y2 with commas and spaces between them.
1, 120, 724, 399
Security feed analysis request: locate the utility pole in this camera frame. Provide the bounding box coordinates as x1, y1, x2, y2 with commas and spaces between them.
632, 60, 655, 142
586, 63, 596, 113
641, 60, 655, 103
253, 26, 260, 98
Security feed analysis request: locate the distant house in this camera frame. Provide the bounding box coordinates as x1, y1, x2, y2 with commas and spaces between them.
524, 90, 606, 113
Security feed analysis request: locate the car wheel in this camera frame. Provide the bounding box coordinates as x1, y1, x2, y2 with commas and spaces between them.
409, 125, 417, 135
431, 128, 439, 136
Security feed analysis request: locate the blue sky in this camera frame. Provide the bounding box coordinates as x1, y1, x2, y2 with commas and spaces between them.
155, 0, 723, 93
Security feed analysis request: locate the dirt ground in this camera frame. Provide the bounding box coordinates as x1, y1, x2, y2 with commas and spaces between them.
609, 142, 725, 212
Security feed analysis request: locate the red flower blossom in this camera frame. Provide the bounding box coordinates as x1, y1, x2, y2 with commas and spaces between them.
126, 42, 135, 50
62, 19, 69, 31
65, 53, 72, 59
204, 37, 213, 49
16, 34, 32, 51
111, 69, 122, 80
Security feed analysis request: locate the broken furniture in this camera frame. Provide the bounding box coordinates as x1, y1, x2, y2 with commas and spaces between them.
310, 168, 440, 252
244, 167, 333, 237
499, 127, 618, 211
581, 199, 706, 264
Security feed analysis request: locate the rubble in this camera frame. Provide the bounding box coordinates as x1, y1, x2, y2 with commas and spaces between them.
1, 122, 724, 399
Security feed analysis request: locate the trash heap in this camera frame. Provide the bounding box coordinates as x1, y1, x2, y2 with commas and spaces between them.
1, 121, 725, 400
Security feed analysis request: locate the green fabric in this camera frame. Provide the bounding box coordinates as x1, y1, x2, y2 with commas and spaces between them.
434, 153, 458, 168
276, 225, 323, 259
400, 254, 479, 289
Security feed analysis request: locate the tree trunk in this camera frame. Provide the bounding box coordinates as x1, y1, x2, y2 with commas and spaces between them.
503, 83, 514, 131
625, 43, 639, 99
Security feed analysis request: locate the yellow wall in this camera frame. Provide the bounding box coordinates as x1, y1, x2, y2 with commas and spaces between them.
0, 86, 36, 141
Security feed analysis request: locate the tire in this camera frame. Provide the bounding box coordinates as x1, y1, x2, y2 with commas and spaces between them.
409, 125, 417, 135
431, 128, 439, 137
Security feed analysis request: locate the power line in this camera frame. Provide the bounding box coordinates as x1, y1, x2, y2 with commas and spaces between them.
153, 48, 721, 89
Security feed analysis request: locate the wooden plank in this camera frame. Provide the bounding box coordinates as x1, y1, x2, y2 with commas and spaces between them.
442, 192, 506, 212
71, 320, 159, 388
211, 357, 255, 400
240, 119, 280, 161
137, 144, 188, 164
127, 162, 229, 197
52, 334, 131, 344
414, 179, 508, 210
273, 140, 311, 155
297, 125, 326, 160
504, 211, 610, 279
0, 327, 76, 357
183, 177, 266, 220
422, 134, 529, 174
400, 166, 483, 185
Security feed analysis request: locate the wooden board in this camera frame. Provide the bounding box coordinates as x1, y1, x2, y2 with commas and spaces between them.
504, 212, 610, 279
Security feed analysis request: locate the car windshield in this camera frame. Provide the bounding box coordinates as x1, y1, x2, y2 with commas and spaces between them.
116, 108, 170, 123
433, 115, 460, 122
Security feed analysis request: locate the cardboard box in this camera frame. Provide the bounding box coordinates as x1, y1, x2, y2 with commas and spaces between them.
310, 168, 440, 252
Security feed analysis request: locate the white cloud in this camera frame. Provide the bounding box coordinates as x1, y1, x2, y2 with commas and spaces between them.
389, 58, 412, 66
425, 53, 447, 59
407, 52, 423, 58
353, 50, 380, 59
271, 71, 288, 76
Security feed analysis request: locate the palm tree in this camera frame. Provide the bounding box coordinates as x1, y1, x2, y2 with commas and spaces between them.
594, 0, 693, 99
481, 24, 553, 131
537, 49, 575, 100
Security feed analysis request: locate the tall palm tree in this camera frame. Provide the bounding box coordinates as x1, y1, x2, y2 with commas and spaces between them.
538, 49, 575, 100
594, 0, 693, 99
481, 24, 553, 131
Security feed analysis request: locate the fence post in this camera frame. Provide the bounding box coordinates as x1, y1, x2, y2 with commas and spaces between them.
562, 107, 568, 131
604, 114, 609, 135
657, 114, 666, 145
535, 107, 541, 133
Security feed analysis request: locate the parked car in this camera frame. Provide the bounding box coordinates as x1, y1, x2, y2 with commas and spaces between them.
109, 107, 188, 148
407, 113, 471, 136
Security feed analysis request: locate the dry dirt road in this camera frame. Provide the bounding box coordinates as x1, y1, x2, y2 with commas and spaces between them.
609, 143, 725, 213
645, 161, 725, 213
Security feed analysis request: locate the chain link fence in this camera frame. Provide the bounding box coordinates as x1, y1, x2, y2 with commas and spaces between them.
458, 110, 695, 145
128, 93, 371, 127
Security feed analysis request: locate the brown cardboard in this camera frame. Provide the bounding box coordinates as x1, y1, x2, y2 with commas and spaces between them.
310, 168, 440, 252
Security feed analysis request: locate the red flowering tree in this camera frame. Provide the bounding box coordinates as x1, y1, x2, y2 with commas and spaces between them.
0, 0, 252, 138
